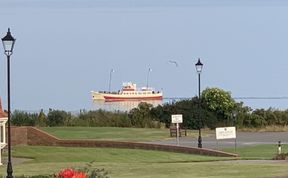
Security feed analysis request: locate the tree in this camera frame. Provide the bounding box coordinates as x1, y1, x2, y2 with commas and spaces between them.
150, 98, 218, 129
150, 103, 175, 128
47, 109, 71, 126
36, 109, 47, 127
128, 102, 155, 128
11, 110, 36, 126
202, 87, 237, 124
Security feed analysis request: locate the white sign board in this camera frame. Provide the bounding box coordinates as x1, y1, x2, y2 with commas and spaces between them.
171, 114, 183, 123
216, 127, 236, 140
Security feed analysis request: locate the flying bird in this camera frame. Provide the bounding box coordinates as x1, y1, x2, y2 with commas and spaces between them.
168, 60, 178, 67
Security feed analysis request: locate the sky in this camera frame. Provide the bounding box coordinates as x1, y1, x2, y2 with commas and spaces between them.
1, 0, 288, 111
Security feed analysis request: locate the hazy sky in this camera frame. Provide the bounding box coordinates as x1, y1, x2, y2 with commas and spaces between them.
1, 0, 288, 111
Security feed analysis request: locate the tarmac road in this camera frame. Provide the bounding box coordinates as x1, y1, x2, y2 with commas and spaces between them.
148, 131, 288, 150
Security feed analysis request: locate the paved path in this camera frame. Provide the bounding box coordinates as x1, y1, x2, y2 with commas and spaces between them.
148, 131, 288, 149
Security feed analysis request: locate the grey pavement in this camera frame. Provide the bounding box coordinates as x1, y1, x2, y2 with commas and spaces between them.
147, 132, 288, 150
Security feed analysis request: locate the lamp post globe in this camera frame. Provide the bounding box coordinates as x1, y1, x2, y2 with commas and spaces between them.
2, 28, 16, 178
195, 58, 203, 74
195, 58, 203, 148
2, 28, 15, 56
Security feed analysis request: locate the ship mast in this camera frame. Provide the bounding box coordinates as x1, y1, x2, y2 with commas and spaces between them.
108, 69, 114, 92
146, 68, 152, 90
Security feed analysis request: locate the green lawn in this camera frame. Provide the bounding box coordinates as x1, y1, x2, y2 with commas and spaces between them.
0, 127, 287, 177
40, 127, 180, 141
224, 144, 286, 160
0, 145, 287, 178
40, 127, 209, 141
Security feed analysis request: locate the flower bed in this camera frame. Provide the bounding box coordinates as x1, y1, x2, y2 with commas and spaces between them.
56, 168, 86, 178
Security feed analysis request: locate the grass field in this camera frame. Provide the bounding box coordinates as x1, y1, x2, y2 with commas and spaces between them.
40, 127, 210, 141
0, 145, 288, 178
224, 144, 285, 160
41, 127, 172, 141
0, 127, 287, 178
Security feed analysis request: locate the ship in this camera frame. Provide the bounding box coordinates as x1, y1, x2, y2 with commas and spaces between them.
91, 82, 163, 101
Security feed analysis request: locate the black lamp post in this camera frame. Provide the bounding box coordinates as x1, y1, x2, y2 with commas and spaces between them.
232, 111, 237, 151
195, 58, 203, 148
2, 28, 16, 178
232, 111, 237, 127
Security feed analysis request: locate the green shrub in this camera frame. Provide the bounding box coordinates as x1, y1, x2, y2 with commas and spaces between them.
273, 153, 288, 160
47, 109, 72, 127
12, 110, 37, 126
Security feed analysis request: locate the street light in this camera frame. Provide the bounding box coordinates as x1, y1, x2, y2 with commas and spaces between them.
2, 28, 16, 178
232, 111, 237, 127
108, 69, 114, 92
195, 58, 203, 148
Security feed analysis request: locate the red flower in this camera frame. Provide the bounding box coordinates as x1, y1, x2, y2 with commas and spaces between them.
72, 171, 86, 178
58, 168, 86, 178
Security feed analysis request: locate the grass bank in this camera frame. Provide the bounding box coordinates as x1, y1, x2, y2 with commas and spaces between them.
40, 127, 172, 141
40, 127, 212, 141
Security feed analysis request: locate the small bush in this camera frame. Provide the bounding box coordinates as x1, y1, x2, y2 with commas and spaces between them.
273, 153, 288, 160
14, 162, 109, 178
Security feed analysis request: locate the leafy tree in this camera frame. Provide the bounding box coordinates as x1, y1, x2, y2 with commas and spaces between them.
175, 98, 218, 129
150, 103, 173, 128
274, 109, 288, 126
202, 87, 237, 123
36, 109, 47, 127
11, 110, 37, 126
232, 101, 252, 128
250, 114, 265, 127
128, 102, 156, 128
47, 109, 72, 126
150, 98, 215, 129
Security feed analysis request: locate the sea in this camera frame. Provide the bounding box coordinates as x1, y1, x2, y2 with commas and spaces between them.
91, 97, 288, 113
91, 98, 176, 112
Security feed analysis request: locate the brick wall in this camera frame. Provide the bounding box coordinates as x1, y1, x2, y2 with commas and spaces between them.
10, 126, 238, 157
10, 126, 58, 146
11, 126, 28, 145
27, 127, 59, 146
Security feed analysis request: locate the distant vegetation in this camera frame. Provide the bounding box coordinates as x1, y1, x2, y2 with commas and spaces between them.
11, 87, 288, 129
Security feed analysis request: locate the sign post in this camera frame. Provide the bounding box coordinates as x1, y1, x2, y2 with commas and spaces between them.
215, 127, 237, 151
171, 114, 183, 146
